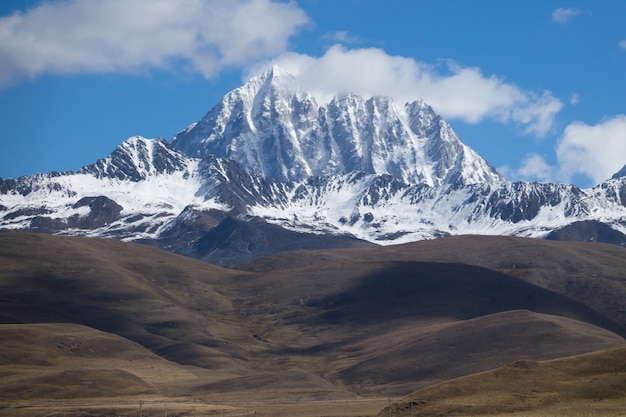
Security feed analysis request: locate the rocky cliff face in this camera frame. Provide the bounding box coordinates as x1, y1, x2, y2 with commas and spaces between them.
171, 66, 503, 187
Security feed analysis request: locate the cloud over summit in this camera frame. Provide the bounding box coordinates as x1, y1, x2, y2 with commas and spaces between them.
0, 0, 563, 139
250, 45, 563, 138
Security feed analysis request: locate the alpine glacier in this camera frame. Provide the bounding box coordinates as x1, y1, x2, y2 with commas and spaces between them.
1, 66, 626, 265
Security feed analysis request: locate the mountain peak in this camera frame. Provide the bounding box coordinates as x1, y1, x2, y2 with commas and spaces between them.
80, 136, 190, 181
3, 66, 626, 253
611, 164, 626, 180
170, 66, 503, 186
264, 64, 292, 79
245, 65, 298, 98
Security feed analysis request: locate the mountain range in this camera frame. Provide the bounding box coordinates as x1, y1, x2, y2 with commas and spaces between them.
1, 66, 626, 264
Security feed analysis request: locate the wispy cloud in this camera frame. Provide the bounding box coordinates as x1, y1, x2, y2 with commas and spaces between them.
517, 154, 555, 182
0, 0, 309, 89
323, 31, 362, 44
619, 40, 626, 50
552, 7, 581, 24
248, 45, 563, 138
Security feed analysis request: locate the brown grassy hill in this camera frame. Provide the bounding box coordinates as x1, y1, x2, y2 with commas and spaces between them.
0, 323, 249, 417
2, 232, 626, 415
331, 310, 625, 395
0, 323, 161, 400
0, 232, 253, 370
226, 259, 626, 394
237, 235, 626, 326
383, 344, 626, 417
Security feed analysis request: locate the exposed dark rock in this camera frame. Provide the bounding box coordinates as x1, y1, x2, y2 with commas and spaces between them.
185, 215, 375, 266
3, 207, 54, 220
68, 196, 123, 229
546, 220, 626, 246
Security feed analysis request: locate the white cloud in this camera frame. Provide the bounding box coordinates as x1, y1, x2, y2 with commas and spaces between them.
619, 40, 626, 50
556, 115, 626, 184
323, 31, 361, 44
518, 154, 555, 181
248, 45, 563, 137
551, 7, 581, 24
0, 0, 309, 88
499, 154, 556, 183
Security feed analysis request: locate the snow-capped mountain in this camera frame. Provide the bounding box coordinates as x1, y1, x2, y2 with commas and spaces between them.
1, 67, 626, 265
171, 66, 503, 187
0, 136, 221, 240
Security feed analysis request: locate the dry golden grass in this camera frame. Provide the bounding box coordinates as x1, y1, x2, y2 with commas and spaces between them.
0, 323, 214, 398
385, 345, 626, 417
3, 232, 626, 417
2, 397, 395, 417
0, 323, 388, 417
0, 323, 248, 417
239, 235, 626, 327
2, 397, 248, 417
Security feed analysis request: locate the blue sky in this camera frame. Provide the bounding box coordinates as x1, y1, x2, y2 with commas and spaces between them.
1, 0, 625, 188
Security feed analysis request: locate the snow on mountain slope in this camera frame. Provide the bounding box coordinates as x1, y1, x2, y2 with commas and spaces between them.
171, 66, 503, 187
1, 68, 626, 260
79, 136, 190, 181
0, 137, 228, 240
247, 173, 626, 245
4, 146, 624, 248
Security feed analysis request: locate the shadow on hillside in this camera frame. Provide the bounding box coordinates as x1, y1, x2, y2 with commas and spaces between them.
305, 262, 626, 336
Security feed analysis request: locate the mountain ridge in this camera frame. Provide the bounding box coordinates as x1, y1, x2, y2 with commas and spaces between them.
170, 66, 504, 187
1, 66, 626, 263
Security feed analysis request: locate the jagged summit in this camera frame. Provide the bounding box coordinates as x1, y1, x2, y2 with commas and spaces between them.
2, 67, 626, 263
252, 64, 298, 92
171, 66, 503, 187
80, 136, 192, 181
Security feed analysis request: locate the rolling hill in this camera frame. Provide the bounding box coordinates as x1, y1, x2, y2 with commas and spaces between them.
1, 231, 626, 416
385, 344, 626, 416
